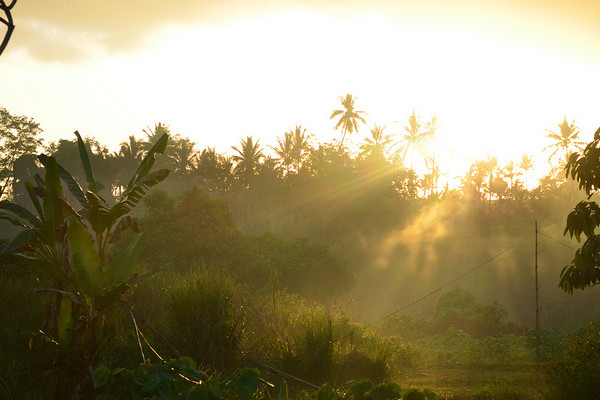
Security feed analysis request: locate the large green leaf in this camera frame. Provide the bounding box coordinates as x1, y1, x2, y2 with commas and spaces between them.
67, 216, 103, 299
57, 294, 74, 345
85, 191, 110, 236
74, 131, 104, 194
1, 229, 36, 253
0, 201, 42, 228
121, 169, 170, 210
42, 157, 63, 244
25, 182, 44, 220
39, 153, 87, 209
105, 232, 148, 289
122, 133, 169, 198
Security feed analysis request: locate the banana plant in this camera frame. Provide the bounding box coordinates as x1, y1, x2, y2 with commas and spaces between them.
0, 131, 171, 347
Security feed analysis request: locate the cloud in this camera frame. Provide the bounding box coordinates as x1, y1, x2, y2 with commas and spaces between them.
5, 0, 600, 63
9, 0, 279, 62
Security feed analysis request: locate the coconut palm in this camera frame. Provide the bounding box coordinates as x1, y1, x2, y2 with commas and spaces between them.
360, 124, 391, 159
271, 131, 294, 176
170, 137, 197, 176
518, 153, 534, 188
291, 125, 311, 173
544, 117, 585, 168
330, 93, 366, 148
397, 112, 437, 169
231, 136, 264, 186
119, 135, 145, 162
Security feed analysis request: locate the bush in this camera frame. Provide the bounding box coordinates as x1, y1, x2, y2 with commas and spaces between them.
545, 319, 600, 399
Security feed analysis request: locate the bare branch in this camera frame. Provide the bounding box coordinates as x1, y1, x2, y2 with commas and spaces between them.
0, 0, 15, 58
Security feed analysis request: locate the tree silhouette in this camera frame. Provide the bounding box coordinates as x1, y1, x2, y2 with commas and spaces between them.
291, 125, 311, 174
0, 0, 16, 57
360, 124, 391, 159
271, 131, 294, 176
231, 136, 264, 187
544, 117, 585, 168
170, 137, 198, 176
518, 153, 534, 188
330, 94, 366, 149
397, 111, 437, 170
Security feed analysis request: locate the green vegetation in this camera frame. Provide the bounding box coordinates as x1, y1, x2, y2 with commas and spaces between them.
0, 106, 599, 399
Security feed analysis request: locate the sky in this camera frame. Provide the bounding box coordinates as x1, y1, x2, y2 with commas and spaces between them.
2, 0, 600, 183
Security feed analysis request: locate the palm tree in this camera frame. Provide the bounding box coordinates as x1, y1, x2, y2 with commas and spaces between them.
170, 137, 197, 176
397, 111, 437, 169
271, 131, 294, 176
360, 124, 391, 159
231, 136, 265, 186
544, 117, 585, 168
119, 135, 145, 162
142, 122, 171, 151
502, 161, 521, 189
330, 94, 366, 148
518, 153, 534, 188
291, 125, 311, 173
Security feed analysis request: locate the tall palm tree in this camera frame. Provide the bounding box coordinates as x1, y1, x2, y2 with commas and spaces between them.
119, 135, 145, 162
291, 125, 311, 173
170, 137, 197, 176
359, 124, 391, 159
142, 122, 171, 151
544, 117, 585, 167
231, 136, 265, 186
502, 161, 521, 189
271, 131, 294, 176
518, 153, 534, 188
330, 93, 366, 148
397, 111, 437, 169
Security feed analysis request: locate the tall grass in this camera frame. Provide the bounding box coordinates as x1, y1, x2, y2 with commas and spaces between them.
168, 266, 245, 372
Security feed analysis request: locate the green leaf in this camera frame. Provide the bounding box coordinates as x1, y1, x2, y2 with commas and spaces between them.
370, 386, 388, 400
67, 216, 103, 298
42, 157, 63, 244
187, 387, 209, 400
74, 131, 105, 194
123, 133, 169, 198
0, 200, 42, 228
119, 169, 170, 213
29, 288, 83, 304
85, 191, 110, 236
93, 366, 112, 389
105, 232, 147, 289
349, 380, 372, 400
316, 385, 335, 400
57, 294, 74, 345
25, 182, 44, 220
1, 229, 36, 254
39, 153, 87, 209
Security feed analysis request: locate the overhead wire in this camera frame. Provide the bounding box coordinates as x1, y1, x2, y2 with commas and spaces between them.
333, 240, 523, 343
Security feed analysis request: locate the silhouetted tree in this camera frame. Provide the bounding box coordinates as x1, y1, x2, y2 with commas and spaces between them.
359, 124, 391, 159
330, 94, 366, 149
231, 136, 264, 188
0, 107, 43, 200
544, 117, 585, 168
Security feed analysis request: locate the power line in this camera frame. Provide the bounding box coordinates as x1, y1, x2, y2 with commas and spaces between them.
371, 241, 522, 325
334, 240, 522, 343
538, 231, 577, 251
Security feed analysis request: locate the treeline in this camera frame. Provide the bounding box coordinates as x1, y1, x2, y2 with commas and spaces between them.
0, 107, 596, 330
